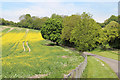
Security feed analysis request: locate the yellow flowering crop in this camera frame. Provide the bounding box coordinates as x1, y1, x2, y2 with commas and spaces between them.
2, 28, 45, 68
25, 32, 44, 42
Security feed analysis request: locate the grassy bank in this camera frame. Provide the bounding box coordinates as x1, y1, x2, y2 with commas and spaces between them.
81, 56, 118, 78
1, 26, 84, 78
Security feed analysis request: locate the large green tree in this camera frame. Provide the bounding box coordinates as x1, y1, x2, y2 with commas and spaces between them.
98, 15, 118, 27
104, 15, 118, 25
100, 21, 119, 49
61, 15, 81, 40
32, 16, 48, 30
61, 15, 81, 46
19, 14, 33, 28
41, 18, 63, 44
70, 12, 101, 51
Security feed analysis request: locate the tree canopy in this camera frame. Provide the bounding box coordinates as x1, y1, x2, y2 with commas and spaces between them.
1, 13, 119, 50
41, 17, 63, 44
0, 18, 15, 26
18, 14, 48, 29
61, 15, 81, 41
70, 12, 101, 51
98, 15, 118, 27
100, 21, 119, 49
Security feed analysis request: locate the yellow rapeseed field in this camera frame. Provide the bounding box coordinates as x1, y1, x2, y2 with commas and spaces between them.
2, 28, 44, 67
25, 32, 44, 42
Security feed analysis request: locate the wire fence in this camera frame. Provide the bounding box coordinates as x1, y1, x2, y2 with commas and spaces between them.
64, 53, 87, 79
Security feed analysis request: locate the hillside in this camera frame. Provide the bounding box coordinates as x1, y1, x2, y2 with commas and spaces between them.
1, 26, 84, 78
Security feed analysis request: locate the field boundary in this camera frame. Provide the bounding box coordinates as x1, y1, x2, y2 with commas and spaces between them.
65, 53, 87, 78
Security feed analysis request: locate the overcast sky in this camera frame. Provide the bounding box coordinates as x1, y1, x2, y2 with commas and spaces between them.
0, 0, 119, 23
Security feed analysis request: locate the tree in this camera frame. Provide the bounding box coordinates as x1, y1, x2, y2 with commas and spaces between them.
100, 21, 119, 49
51, 13, 62, 19
98, 15, 118, 28
104, 15, 118, 25
18, 14, 48, 29
70, 12, 101, 51
41, 18, 63, 45
97, 22, 105, 28
61, 14, 81, 46
19, 14, 33, 28
0, 18, 15, 26
61, 15, 81, 40
32, 16, 48, 30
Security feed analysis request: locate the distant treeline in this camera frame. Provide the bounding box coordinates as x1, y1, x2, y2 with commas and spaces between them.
0, 13, 119, 51
0, 14, 49, 30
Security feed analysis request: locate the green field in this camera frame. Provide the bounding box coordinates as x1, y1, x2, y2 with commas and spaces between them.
81, 56, 118, 78
0, 26, 119, 78
1, 26, 84, 78
89, 48, 119, 61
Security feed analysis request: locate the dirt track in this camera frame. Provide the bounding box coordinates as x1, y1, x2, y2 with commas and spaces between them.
26, 41, 31, 52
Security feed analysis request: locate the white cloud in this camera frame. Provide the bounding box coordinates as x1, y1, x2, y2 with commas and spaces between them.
1, 2, 118, 23
0, 3, 2, 18
2, 2, 79, 22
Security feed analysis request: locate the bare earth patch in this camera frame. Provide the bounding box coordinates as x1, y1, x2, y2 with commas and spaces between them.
64, 74, 68, 78
112, 51, 118, 54
26, 29, 29, 33
62, 56, 68, 58
3, 26, 10, 28
6, 28, 14, 33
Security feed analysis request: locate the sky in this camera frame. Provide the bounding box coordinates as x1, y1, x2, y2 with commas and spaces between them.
0, 0, 119, 23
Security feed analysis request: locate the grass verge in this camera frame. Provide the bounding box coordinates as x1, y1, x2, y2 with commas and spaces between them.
89, 48, 119, 61
81, 56, 118, 78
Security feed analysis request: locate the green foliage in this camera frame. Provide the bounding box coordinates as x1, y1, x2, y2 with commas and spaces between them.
0, 18, 15, 26
104, 21, 119, 40
18, 14, 48, 29
97, 22, 105, 28
19, 14, 33, 28
51, 13, 63, 19
1, 13, 119, 50
32, 16, 48, 30
61, 15, 81, 47
41, 18, 63, 44
98, 15, 118, 27
61, 15, 81, 41
100, 21, 119, 49
70, 12, 101, 51
104, 15, 118, 25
